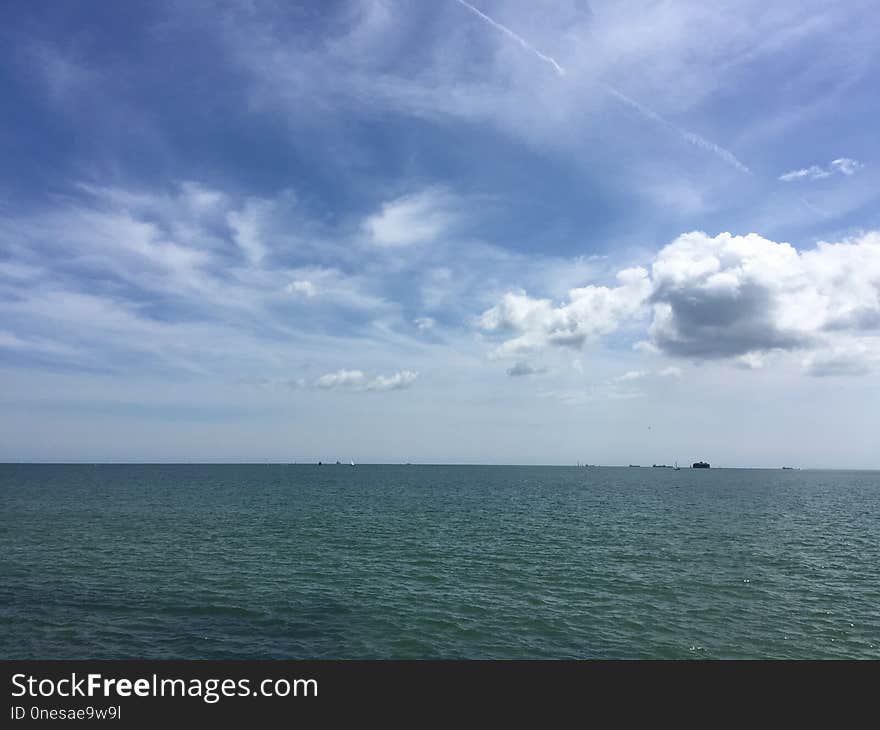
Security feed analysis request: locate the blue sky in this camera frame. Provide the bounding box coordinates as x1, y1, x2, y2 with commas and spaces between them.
2, 0, 879, 466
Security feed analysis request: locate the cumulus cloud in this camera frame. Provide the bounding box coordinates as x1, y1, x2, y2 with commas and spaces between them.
414, 316, 436, 331
779, 158, 862, 181
314, 369, 366, 390
478, 230, 880, 376
648, 231, 880, 361
478, 267, 651, 358
363, 188, 457, 247
648, 232, 811, 357
365, 370, 419, 391
313, 369, 418, 392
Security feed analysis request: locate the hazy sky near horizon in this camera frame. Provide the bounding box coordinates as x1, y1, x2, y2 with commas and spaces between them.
2, 0, 879, 466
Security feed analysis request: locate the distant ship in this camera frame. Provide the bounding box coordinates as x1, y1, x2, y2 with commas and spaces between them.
692, 461, 710, 469
674, 461, 680, 471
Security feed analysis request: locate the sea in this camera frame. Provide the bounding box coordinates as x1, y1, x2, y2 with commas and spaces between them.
1, 464, 877, 659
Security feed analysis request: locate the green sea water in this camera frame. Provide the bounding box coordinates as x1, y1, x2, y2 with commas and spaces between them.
1, 464, 877, 659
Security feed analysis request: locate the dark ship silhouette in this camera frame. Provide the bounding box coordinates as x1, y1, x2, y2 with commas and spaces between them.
692, 461, 710, 469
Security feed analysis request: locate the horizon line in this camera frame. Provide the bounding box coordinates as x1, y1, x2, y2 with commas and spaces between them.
1, 462, 878, 471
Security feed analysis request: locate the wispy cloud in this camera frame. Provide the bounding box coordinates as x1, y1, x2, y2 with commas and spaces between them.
227, 198, 271, 264
0, 330, 77, 357
363, 188, 458, 247
780, 157, 862, 181
830, 157, 862, 175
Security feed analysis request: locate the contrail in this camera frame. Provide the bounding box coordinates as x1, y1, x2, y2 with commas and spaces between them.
453, 0, 565, 76
451, 0, 749, 174
603, 86, 751, 174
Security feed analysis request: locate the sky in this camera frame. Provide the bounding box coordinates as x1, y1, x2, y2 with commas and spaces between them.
1, 0, 879, 467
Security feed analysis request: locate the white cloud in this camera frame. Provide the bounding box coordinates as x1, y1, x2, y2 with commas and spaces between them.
615, 370, 649, 382
478, 267, 651, 358
363, 189, 457, 247
365, 370, 419, 391
830, 157, 863, 176
803, 343, 878, 377
612, 366, 682, 382
313, 369, 418, 392
286, 279, 319, 297
414, 317, 436, 331
0, 181, 414, 377
648, 232, 880, 367
227, 198, 271, 263
779, 165, 831, 182
657, 366, 683, 378
649, 232, 809, 357
779, 158, 862, 181
314, 369, 367, 389
221, 0, 856, 177
736, 352, 765, 369
0, 330, 76, 356
632, 340, 659, 354
478, 230, 880, 376
279, 267, 389, 313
